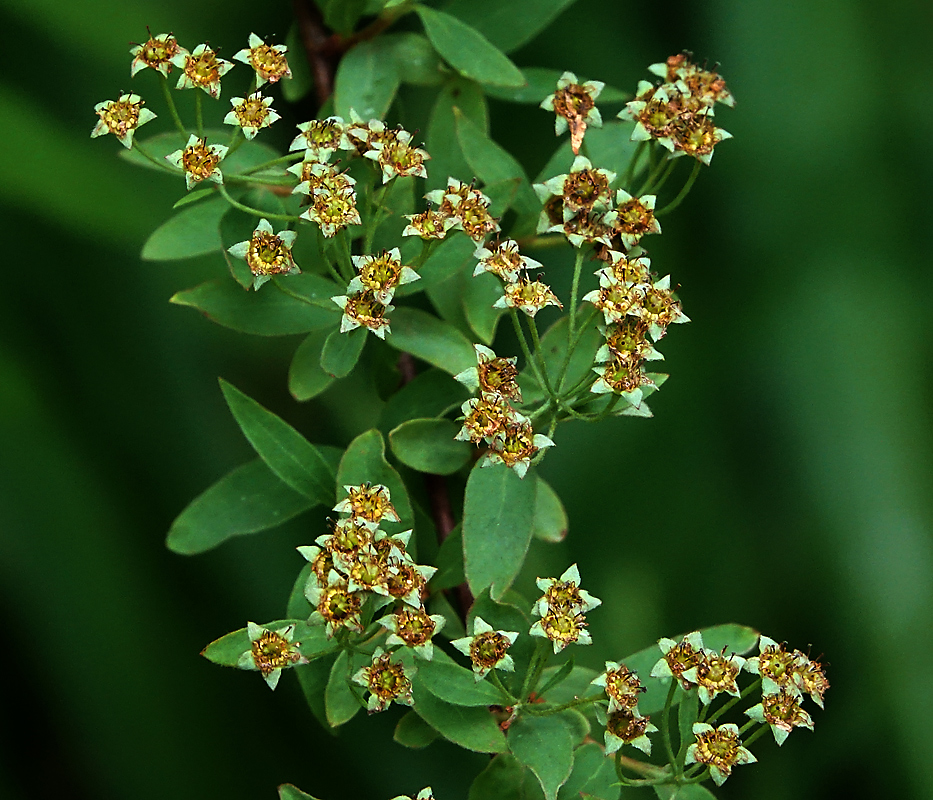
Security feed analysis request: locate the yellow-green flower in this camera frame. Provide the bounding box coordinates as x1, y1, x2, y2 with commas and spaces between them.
233, 33, 291, 87
165, 135, 228, 190
226, 218, 298, 290
130, 32, 185, 77
172, 44, 234, 99
224, 92, 280, 140
685, 723, 757, 786
451, 616, 520, 680
352, 648, 414, 712
236, 621, 308, 690
91, 94, 156, 148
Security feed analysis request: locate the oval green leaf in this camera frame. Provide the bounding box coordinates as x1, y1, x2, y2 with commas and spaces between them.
321, 327, 367, 378
415, 6, 525, 88
220, 379, 336, 504
325, 650, 362, 727
279, 784, 319, 800
387, 307, 476, 376
532, 476, 568, 543
411, 679, 507, 753
289, 330, 336, 401
141, 196, 227, 261
337, 429, 413, 528
508, 713, 574, 800
334, 37, 401, 120
166, 458, 315, 555
426, 78, 489, 191
379, 368, 469, 434
442, 0, 578, 53
389, 418, 471, 475
394, 710, 439, 749
418, 651, 505, 707
463, 462, 537, 599
469, 753, 525, 800
463, 271, 506, 345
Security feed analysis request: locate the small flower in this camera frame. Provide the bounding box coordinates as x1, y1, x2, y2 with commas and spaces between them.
302, 186, 362, 237
352, 648, 414, 712
591, 661, 645, 711
343, 110, 393, 154
472, 239, 541, 283
603, 190, 661, 249
791, 651, 830, 708
165, 134, 228, 190
633, 275, 689, 341
385, 562, 436, 608
595, 319, 662, 365
596, 705, 656, 755
334, 483, 400, 525
744, 636, 802, 696
348, 248, 421, 305
590, 357, 655, 405
601, 252, 653, 287
485, 418, 556, 479
172, 44, 234, 99
236, 622, 308, 690
670, 113, 732, 165
402, 210, 454, 240
582, 278, 643, 325
650, 631, 705, 689
227, 218, 298, 290
332, 290, 393, 339
553, 210, 615, 249
685, 723, 757, 786
289, 159, 356, 197
373, 530, 414, 566
317, 516, 377, 557
290, 117, 346, 157
342, 545, 392, 596
365, 130, 430, 183
649, 54, 735, 108
454, 395, 517, 445
451, 193, 500, 242
540, 71, 605, 154
224, 92, 280, 140
530, 608, 592, 653
306, 576, 363, 637
233, 33, 291, 87
451, 616, 519, 680
535, 156, 616, 219
533, 564, 602, 617
494, 276, 563, 318
682, 649, 746, 706
296, 544, 336, 584
130, 32, 185, 77
619, 83, 679, 152
454, 344, 522, 403
745, 688, 815, 745
91, 94, 156, 148
380, 606, 446, 660
391, 788, 434, 800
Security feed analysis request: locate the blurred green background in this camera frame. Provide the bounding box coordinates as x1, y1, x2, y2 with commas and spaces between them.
1, 0, 930, 798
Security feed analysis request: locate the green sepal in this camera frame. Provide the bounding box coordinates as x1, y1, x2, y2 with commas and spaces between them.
389, 418, 472, 475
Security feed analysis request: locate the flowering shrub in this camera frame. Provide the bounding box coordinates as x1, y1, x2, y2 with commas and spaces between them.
94, 5, 827, 799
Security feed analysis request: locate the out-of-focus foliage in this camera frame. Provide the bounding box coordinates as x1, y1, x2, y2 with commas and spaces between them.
0, 1, 931, 799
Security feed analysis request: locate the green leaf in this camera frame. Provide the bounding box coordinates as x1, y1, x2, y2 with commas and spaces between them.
166, 458, 315, 555
275, 273, 346, 311
483, 178, 522, 217
321, 0, 367, 35
463, 462, 537, 599
678, 687, 700, 753
201, 620, 330, 666
279, 784, 319, 800
321, 327, 367, 378
220, 379, 336, 503
171, 279, 340, 336
334, 37, 400, 120
455, 110, 539, 216
387, 307, 476, 375
558, 743, 613, 800
372, 176, 416, 253
289, 330, 336, 401
337, 429, 414, 528
532, 476, 568, 543
141, 196, 228, 261
536, 657, 575, 701
325, 650, 362, 727
485, 68, 629, 104
653, 786, 717, 800
418, 650, 505, 706
626, 624, 759, 715
463, 271, 505, 346
389, 418, 471, 475
432, 524, 465, 591
296, 654, 337, 731
384, 32, 443, 86
283, 25, 313, 103
416, 6, 524, 87
508, 713, 574, 800
394, 710, 440, 749
380, 368, 469, 433
429, 591, 467, 640
172, 186, 215, 209
427, 78, 489, 190
469, 753, 526, 800
443, 0, 578, 53
399, 232, 477, 295
537, 665, 599, 706
287, 564, 314, 619
411, 679, 507, 753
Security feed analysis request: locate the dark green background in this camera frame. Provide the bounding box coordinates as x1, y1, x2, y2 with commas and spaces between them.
1, 0, 930, 798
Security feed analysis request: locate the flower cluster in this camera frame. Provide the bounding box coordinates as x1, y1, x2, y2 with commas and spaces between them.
236, 621, 308, 690
454, 344, 555, 478
619, 54, 734, 164
529, 564, 601, 653
421, 179, 499, 243
331, 248, 421, 339
298, 484, 438, 711
583, 253, 687, 406
480, 238, 563, 319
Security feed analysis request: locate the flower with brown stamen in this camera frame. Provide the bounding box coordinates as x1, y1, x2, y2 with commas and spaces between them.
233, 33, 291, 87
494, 276, 563, 318
746, 688, 815, 745
540, 71, 605, 154
791, 652, 830, 708
226, 218, 299, 290
451, 616, 520, 680
683, 648, 746, 706
598, 706, 656, 755
331, 290, 392, 339
486, 418, 555, 479
380, 606, 446, 660
454, 395, 516, 445
530, 608, 591, 653
306, 577, 363, 637
353, 648, 414, 712
334, 483, 400, 525
686, 723, 757, 786
402, 210, 454, 240
348, 248, 421, 305
302, 186, 362, 237
473, 239, 542, 283
604, 190, 661, 249
91, 94, 156, 149
590, 357, 655, 405
224, 93, 280, 140
650, 631, 705, 689
454, 344, 523, 403
236, 622, 308, 690
536, 156, 615, 218
130, 32, 185, 77
534, 564, 601, 617
165, 135, 229, 191
172, 44, 233, 99
592, 661, 645, 711
290, 117, 346, 157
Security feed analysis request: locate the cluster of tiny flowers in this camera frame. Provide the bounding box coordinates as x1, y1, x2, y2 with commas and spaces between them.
583, 252, 688, 406
236, 621, 308, 690
331, 248, 421, 339
591, 661, 656, 755
650, 631, 828, 785
93, 31, 291, 189
619, 54, 734, 165
296, 484, 437, 712
480, 238, 563, 319
453, 344, 555, 478
529, 564, 601, 653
